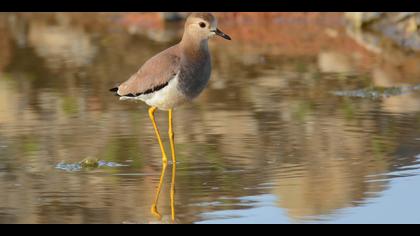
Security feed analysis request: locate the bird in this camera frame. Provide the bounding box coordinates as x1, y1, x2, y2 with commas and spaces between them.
109, 12, 231, 166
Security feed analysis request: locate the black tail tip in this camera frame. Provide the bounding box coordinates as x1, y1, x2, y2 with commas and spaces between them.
109, 87, 121, 97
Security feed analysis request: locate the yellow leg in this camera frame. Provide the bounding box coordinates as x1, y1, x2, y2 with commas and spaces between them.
149, 108, 176, 222
150, 162, 167, 220
168, 109, 176, 164
148, 107, 168, 164
168, 109, 176, 222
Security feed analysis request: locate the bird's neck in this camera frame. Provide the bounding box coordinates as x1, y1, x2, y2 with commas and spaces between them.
180, 33, 209, 60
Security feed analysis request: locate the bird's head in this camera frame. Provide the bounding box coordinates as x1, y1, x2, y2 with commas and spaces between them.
184, 13, 231, 41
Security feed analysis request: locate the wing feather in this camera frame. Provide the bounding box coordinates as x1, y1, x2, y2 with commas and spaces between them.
116, 45, 181, 96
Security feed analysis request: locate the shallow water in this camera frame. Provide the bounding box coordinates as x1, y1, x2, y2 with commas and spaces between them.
1, 13, 420, 224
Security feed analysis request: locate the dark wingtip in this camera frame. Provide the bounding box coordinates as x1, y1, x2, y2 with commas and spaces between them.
109, 87, 121, 97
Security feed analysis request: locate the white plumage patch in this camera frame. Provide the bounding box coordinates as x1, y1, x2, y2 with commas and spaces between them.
119, 73, 187, 110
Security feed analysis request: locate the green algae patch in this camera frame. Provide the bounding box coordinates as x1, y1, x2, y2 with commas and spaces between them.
56, 157, 128, 172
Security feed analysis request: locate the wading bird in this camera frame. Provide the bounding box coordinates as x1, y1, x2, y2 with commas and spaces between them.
110, 12, 231, 165
109, 12, 231, 221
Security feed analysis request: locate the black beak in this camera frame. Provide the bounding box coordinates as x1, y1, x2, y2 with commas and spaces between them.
213, 28, 231, 40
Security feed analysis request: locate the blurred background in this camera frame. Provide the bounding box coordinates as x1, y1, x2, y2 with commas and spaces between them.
0, 12, 420, 223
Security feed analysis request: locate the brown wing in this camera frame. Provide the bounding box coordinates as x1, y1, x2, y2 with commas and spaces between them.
116, 45, 181, 96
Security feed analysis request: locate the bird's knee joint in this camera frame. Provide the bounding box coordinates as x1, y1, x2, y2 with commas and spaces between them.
148, 107, 156, 119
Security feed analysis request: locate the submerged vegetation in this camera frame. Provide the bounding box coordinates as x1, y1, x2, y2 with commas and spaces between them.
55, 157, 127, 171
333, 84, 420, 99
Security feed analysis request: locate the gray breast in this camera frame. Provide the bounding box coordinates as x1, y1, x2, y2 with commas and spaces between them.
178, 53, 212, 100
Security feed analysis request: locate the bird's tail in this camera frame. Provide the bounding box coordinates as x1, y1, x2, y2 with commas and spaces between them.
109, 87, 121, 96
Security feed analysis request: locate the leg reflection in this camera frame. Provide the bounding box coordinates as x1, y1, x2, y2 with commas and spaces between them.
151, 162, 167, 220
170, 162, 176, 221
150, 162, 177, 222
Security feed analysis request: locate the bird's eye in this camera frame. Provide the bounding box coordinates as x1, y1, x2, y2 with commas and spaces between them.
199, 22, 206, 28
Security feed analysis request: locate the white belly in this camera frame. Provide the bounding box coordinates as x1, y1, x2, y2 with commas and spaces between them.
120, 75, 187, 110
